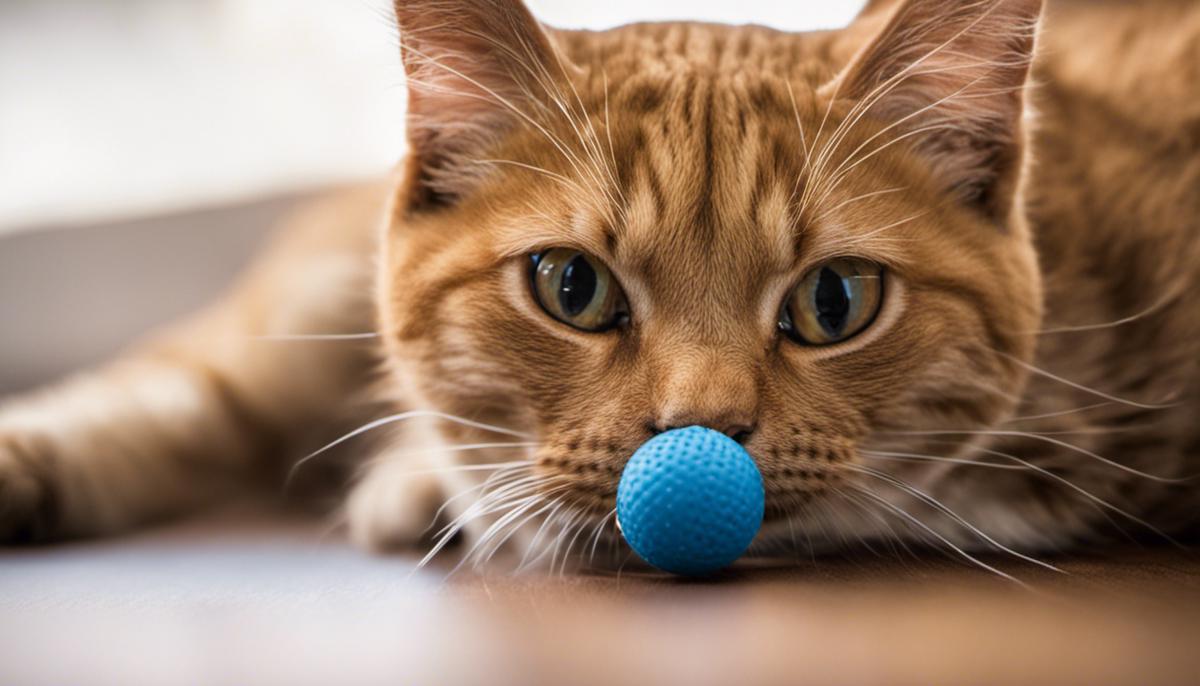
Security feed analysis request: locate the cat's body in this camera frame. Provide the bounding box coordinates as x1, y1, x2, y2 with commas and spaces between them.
1, 0, 1197, 568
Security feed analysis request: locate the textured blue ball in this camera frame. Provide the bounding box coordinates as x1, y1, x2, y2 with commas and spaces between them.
616, 426, 764, 576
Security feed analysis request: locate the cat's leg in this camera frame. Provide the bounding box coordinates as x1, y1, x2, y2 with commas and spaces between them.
0, 347, 274, 541
0, 185, 385, 542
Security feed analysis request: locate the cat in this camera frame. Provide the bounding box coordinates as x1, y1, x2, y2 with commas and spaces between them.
1, 0, 1198, 574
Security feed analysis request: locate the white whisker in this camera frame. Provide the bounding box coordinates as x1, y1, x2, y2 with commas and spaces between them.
251, 332, 379, 342
995, 351, 1178, 410
848, 483, 1028, 587
885, 429, 1192, 483
850, 464, 1063, 573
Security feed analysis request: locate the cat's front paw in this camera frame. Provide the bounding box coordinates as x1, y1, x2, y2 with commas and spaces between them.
345, 465, 446, 553
0, 432, 61, 544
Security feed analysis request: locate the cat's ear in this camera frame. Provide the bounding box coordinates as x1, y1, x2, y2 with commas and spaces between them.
824, 0, 1043, 219
393, 0, 571, 211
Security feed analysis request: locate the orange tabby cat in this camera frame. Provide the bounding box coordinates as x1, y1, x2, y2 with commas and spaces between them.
2, 0, 1197, 572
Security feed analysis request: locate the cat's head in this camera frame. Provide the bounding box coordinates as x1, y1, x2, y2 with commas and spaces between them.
379, 0, 1045, 551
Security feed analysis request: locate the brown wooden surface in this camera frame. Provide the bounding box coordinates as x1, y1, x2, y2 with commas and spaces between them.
2, 506, 1197, 685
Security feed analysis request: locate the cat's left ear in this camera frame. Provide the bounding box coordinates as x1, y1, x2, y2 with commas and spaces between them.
393, 0, 574, 212
823, 0, 1044, 220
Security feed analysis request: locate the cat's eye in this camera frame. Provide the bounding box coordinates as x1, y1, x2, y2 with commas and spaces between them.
530, 248, 628, 332
779, 258, 884, 346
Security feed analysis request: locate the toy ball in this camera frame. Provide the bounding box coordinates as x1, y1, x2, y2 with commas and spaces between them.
616, 426, 764, 576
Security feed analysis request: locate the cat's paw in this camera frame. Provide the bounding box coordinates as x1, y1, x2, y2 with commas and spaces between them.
0, 432, 60, 544
345, 465, 446, 553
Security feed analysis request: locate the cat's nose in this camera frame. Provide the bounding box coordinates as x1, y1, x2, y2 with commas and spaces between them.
652, 419, 756, 444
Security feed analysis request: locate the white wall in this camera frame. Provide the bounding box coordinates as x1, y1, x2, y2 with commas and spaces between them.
0, 0, 864, 233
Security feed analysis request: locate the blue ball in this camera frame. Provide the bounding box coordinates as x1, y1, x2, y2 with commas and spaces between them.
616, 426, 764, 576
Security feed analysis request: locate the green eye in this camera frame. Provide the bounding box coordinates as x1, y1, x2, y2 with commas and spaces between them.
530, 248, 628, 332
779, 258, 884, 345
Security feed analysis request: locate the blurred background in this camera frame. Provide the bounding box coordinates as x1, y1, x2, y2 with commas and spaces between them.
0, 0, 864, 234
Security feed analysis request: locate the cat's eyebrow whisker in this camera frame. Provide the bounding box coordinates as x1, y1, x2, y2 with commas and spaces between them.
848, 464, 1063, 574
812, 186, 907, 223
401, 43, 611, 210
817, 62, 1008, 200
846, 483, 1029, 587
800, 3, 1022, 217
471, 158, 587, 194
882, 429, 1194, 484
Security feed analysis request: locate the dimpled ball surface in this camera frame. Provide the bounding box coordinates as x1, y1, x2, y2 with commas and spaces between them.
616, 426, 764, 576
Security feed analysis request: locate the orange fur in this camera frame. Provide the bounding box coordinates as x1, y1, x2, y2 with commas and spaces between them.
2, 0, 1197, 569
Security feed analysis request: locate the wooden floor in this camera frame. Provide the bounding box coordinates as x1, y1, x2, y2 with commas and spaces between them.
2, 506, 1198, 686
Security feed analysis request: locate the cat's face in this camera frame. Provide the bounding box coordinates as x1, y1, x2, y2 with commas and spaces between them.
380, 0, 1044, 548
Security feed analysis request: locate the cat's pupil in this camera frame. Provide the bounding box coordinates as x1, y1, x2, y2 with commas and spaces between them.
814, 267, 850, 336
559, 254, 598, 317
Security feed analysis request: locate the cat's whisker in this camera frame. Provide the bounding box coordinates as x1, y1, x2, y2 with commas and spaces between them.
864, 449, 1031, 471
283, 434, 532, 494
847, 482, 1029, 587
286, 409, 534, 490
1004, 402, 1112, 424
465, 485, 574, 572
994, 350, 1179, 410
431, 473, 552, 541
418, 465, 535, 539
1031, 287, 1182, 335
867, 443, 1186, 547
547, 506, 583, 575
420, 487, 547, 573
883, 429, 1194, 483
456, 493, 559, 574
562, 505, 605, 576
250, 332, 379, 342
514, 496, 572, 572
514, 506, 571, 573
420, 472, 552, 556
848, 464, 1063, 573
588, 508, 618, 566
838, 489, 920, 561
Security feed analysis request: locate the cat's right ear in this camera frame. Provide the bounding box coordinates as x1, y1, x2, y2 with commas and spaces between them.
392, 0, 571, 211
